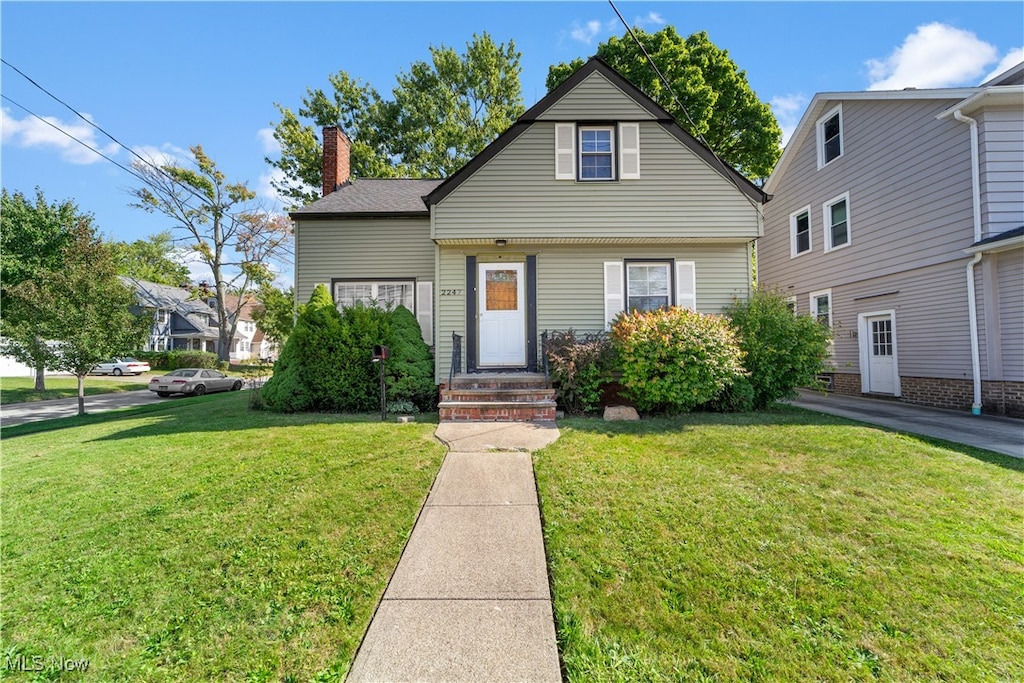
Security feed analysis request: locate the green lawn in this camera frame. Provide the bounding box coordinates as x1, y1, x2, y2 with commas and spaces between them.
1, 376, 149, 405
1, 392, 446, 681
534, 410, 1023, 682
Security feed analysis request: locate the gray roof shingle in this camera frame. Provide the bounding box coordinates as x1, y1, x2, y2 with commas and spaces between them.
291, 179, 443, 217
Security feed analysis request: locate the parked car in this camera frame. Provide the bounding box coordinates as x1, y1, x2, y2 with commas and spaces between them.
90, 357, 151, 376
148, 368, 243, 398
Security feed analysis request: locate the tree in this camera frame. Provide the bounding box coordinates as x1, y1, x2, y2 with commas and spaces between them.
547, 27, 782, 180
109, 230, 191, 286
250, 284, 295, 348
266, 32, 524, 207
130, 146, 293, 362
5, 221, 151, 415
0, 188, 80, 391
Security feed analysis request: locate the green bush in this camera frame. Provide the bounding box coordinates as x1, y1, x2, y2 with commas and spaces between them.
385, 305, 437, 412
544, 330, 615, 415
611, 307, 746, 414
725, 287, 832, 409
135, 350, 221, 370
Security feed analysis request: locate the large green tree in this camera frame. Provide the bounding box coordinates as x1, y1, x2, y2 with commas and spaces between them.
0, 188, 80, 390
547, 27, 782, 180
266, 32, 524, 207
110, 230, 191, 286
251, 284, 296, 348
130, 146, 293, 361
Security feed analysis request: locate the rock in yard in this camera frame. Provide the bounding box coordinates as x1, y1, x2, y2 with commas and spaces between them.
604, 405, 639, 421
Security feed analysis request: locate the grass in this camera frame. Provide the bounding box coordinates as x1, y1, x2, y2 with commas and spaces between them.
1, 376, 149, 405
1, 392, 446, 681
533, 409, 1024, 682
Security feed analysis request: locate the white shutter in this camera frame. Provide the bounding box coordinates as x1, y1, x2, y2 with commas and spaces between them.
555, 123, 576, 180
604, 261, 624, 329
675, 261, 696, 311
416, 280, 433, 346
619, 123, 640, 179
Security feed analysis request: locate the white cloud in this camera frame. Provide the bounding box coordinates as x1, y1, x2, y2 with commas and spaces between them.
866, 23, 998, 90
131, 143, 190, 169
175, 248, 215, 285
982, 48, 1024, 83
634, 11, 664, 29
570, 20, 603, 45
770, 93, 809, 147
1, 107, 120, 164
257, 127, 279, 154
568, 12, 664, 45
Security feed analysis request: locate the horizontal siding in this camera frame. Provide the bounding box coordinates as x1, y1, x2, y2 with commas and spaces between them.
996, 249, 1024, 380
434, 122, 760, 240
790, 260, 975, 380
760, 98, 976, 295
979, 107, 1024, 236
294, 217, 434, 304
537, 71, 657, 121
435, 244, 752, 381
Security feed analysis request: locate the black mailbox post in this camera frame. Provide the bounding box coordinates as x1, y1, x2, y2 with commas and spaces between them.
371, 345, 389, 421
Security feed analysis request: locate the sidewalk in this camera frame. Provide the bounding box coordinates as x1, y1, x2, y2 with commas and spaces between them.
347, 423, 562, 682
789, 389, 1023, 459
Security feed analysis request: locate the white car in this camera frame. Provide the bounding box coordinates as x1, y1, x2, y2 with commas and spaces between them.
90, 357, 152, 376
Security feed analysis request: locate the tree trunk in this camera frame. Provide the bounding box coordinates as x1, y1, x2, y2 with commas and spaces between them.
77, 374, 86, 416
34, 361, 46, 392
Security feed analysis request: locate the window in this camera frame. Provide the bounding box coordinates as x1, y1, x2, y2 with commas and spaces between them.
155, 309, 168, 324
823, 193, 851, 251
790, 206, 812, 257
816, 105, 843, 168
626, 262, 671, 312
810, 289, 832, 328
334, 280, 414, 311
579, 126, 615, 180
786, 297, 797, 314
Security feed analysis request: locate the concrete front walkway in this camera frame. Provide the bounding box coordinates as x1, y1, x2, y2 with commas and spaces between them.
347, 423, 562, 682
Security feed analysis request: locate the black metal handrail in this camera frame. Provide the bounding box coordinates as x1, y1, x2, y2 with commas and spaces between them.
449, 331, 462, 387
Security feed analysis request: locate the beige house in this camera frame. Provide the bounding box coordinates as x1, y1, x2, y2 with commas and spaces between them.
759, 62, 1023, 416
292, 57, 767, 388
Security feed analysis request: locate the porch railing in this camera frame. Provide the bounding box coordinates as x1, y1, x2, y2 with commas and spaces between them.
449, 331, 463, 387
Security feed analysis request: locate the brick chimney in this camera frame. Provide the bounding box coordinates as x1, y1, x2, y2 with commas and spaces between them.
322, 126, 351, 197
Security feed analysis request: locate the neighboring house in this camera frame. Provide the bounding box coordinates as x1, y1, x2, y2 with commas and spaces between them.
222, 294, 279, 362
759, 63, 1023, 416
291, 57, 768, 386
124, 277, 220, 354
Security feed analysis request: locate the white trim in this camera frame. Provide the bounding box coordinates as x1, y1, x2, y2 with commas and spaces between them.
619, 122, 640, 179
816, 104, 844, 169
810, 289, 832, 328
578, 124, 616, 181
822, 192, 851, 252
416, 280, 434, 346
554, 123, 576, 180
785, 296, 797, 314
858, 310, 901, 397
603, 261, 624, 329
789, 205, 812, 258
675, 261, 697, 311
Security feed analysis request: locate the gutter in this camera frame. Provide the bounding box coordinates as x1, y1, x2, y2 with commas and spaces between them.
953, 108, 983, 415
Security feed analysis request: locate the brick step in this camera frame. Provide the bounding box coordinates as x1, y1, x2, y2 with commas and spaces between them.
438, 400, 557, 422
449, 372, 550, 391
441, 388, 556, 403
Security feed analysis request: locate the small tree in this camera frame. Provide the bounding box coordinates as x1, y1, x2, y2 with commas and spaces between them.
251, 284, 296, 348
5, 222, 151, 415
725, 288, 832, 409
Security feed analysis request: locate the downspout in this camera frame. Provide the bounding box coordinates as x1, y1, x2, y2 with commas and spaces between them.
954, 109, 983, 414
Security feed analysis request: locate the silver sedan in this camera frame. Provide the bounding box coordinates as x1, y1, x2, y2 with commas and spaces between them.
148, 368, 243, 398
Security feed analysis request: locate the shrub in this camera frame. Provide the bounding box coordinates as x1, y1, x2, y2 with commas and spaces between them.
725, 287, 832, 409
544, 330, 615, 415
611, 307, 746, 414
134, 350, 221, 370
334, 303, 393, 412
385, 305, 436, 412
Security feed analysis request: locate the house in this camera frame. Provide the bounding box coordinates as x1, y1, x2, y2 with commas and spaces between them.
124, 278, 221, 354
291, 57, 768, 416
222, 294, 279, 363
759, 62, 1023, 416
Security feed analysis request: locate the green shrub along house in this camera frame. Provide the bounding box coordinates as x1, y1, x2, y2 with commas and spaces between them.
291, 58, 768, 420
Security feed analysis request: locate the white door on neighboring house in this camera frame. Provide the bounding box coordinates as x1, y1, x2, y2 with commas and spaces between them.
865, 313, 896, 394
478, 262, 525, 367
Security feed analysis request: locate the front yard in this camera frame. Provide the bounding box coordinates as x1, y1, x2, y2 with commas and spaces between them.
534, 413, 1023, 681
3, 396, 1020, 680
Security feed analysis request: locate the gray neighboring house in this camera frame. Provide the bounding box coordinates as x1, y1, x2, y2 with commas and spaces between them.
292, 57, 768, 385
124, 277, 220, 354
759, 62, 1023, 416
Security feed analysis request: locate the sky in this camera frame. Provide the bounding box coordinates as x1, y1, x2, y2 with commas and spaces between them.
2, 1, 1022, 287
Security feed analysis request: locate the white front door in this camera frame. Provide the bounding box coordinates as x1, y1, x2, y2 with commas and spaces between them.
866, 314, 896, 394
478, 262, 525, 367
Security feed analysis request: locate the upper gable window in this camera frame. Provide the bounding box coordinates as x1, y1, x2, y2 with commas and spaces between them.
579, 126, 615, 180
816, 105, 843, 169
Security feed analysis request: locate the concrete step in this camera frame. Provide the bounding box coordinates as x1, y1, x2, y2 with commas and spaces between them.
449, 372, 550, 391
439, 400, 557, 422
441, 388, 556, 403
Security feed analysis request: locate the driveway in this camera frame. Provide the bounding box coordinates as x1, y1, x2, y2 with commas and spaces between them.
789, 389, 1024, 459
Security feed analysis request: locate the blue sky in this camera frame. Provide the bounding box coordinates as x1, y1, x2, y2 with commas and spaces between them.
2, 1, 1021, 286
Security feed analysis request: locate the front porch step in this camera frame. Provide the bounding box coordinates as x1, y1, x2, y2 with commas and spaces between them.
440, 373, 555, 422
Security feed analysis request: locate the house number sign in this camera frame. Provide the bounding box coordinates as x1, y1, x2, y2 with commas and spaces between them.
441, 289, 463, 296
